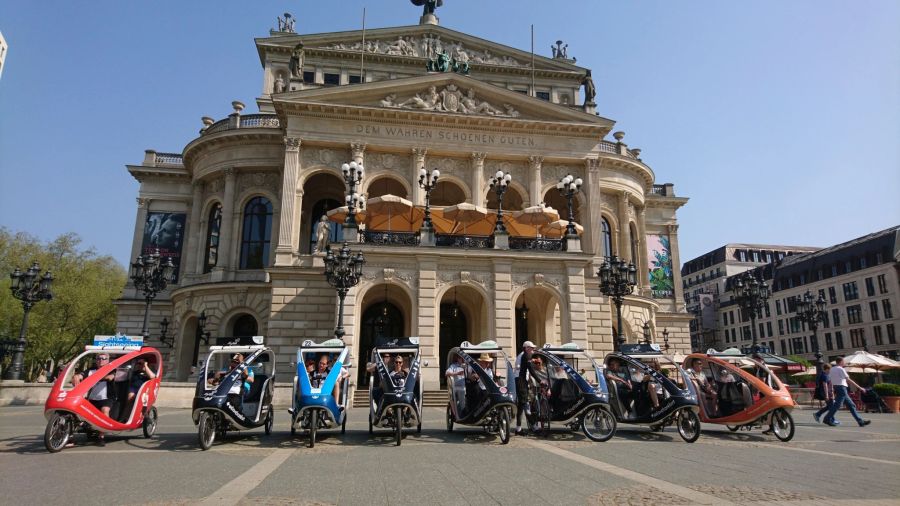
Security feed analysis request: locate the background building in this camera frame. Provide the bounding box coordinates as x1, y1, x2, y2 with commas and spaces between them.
709, 226, 899, 361
115, 7, 692, 388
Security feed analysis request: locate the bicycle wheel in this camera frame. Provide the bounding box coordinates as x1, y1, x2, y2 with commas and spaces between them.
44, 413, 71, 453
582, 407, 616, 442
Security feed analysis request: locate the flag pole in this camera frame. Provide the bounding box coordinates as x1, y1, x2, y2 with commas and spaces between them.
530, 24, 535, 97
359, 8, 367, 81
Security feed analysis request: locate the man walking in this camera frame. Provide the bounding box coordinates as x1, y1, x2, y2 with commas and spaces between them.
813, 364, 833, 423
823, 357, 871, 427
514, 341, 537, 435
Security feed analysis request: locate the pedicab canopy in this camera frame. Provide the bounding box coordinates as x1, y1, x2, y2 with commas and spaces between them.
212, 335, 265, 348
717, 347, 804, 373
90, 334, 144, 350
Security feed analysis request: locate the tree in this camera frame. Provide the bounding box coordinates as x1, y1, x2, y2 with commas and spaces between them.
0, 228, 126, 381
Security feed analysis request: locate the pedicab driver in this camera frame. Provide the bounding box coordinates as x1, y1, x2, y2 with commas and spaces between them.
210, 353, 254, 409
75, 353, 116, 445
515, 341, 537, 435
445, 354, 467, 416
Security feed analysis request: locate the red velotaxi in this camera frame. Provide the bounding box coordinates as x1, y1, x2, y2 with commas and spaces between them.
43, 335, 162, 452
684, 351, 796, 441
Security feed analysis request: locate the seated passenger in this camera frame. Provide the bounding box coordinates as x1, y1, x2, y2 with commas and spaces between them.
75, 354, 116, 444
687, 359, 717, 417
329, 356, 351, 408
605, 358, 634, 410
469, 353, 495, 387
639, 361, 661, 410
390, 355, 409, 385
210, 354, 254, 409
717, 368, 752, 411
127, 358, 157, 402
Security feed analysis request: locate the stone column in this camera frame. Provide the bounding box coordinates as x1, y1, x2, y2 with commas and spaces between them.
213, 169, 236, 281
185, 181, 204, 276
584, 158, 602, 256
668, 224, 685, 309
528, 155, 543, 206
351, 142, 366, 166
492, 260, 514, 352
565, 261, 589, 348
637, 206, 651, 296
416, 258, 439, 389
411, 148, 427, 205
130, 197, 151, 269
617, 191, 630, 261
276, 137, 301, 265
471, 152, 486, 206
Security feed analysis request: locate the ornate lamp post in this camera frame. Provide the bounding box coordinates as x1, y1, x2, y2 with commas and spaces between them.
642, 321, 652, 345
730, 271, 770, 356
489, 170, 512, 235
556, 174, 583, 238
795, 290, 827, 372
323, 242, 365, 340
662, 328, 670, 352
598, 255, 637, 351
131, 249, 176, 344
5, 262, 53, 380
418, 167, 440, 230
340, 161, 365, 241
158, 317, 172, 347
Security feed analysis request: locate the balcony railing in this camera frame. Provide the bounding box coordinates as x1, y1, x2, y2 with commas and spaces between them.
360, 230, 420, 246
509, 237, 564, 251
357, 231, 567, 252
155, 152, 184, 165
435, 234, 494, 249
203, 114, 281, 135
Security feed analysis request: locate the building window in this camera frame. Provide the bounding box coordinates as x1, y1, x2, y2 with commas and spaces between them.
835, 331, 844, 349
828, 286, 837, 304
766, 321, 773, 337
232, 314, 258, 337
239, 197, 273, 270
601, 218, 612, 258
874, 325, 883, 346
349, 74, 362, 84
759, 323, 765, 339
831, 308, 840, 326
792, 337, 805, 354
764, 303, 770, 318
731, 328, 737, 341
888, 324, 896, 344
850, 328, 865, 348
831, 264, 838, 277
323, 73, 340, 85
536, 91, 550, 101
203, 203, 222, 274
722, 313, 728, 326
302, 71, 315, 83
780, 340, 787, 355
883, 299, 893, 319
847, 305, 863, 325
742, 326, 751, 341
877, 274, 888, 294
778, 319, 784, 335
776, 300, 782, 315
825, 332, 833, 351
865, 277, 875, 297
869, 301, 880, 321
729, 311, 735, 325
822, 310, 829, 328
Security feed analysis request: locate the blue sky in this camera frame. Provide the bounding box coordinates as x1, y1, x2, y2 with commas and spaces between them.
1, 0, 898, 267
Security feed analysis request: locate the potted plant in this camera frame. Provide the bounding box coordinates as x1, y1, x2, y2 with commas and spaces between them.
872, 383, 900, 413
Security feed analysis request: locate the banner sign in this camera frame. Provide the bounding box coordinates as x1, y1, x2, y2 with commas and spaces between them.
141, 212, 186, 283
647, 234, 674, 299
93, 334, 144, 348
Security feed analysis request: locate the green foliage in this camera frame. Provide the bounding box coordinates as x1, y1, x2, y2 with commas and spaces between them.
0, 228, 126, 381
785, 355, 813, 368
873, 383, 900, 397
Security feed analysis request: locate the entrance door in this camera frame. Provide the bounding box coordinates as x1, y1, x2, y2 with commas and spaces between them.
439, 303, 468, 388
358, 302, 403, 385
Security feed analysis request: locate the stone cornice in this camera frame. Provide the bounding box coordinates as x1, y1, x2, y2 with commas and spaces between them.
595, 155, 655, 190
183, 130, 284, 172
646, 194, 689, 210
127, 165, 190, 183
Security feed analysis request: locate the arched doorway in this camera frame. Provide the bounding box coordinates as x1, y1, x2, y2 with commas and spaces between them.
439, 302, 468, 388
358, 301, 403, 385
514, 288, 563, 349
176, 316, 198, 381
431, 180, 467, 206
300, 172, 345, 253
233, 314, 258, 337
367, 176, 408, 199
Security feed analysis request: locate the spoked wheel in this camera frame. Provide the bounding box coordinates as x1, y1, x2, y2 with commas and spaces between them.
537, 396, 551, 436
677, 409, 701, 443
142, 407, 158, 438
726, 425, 740, 432
341, 411, 347, 434
497, 408, 510, 444
394, 406, 403, 446
368, 412, 374, 435
264, 410, 273, 436
446, 404, 454, 432
308, 410, 317, 448
198, 412, 216, 450
44, 412, 72, 453
770, 408, 795, 442
417, 417, 422, 434
582, 407, 617, 442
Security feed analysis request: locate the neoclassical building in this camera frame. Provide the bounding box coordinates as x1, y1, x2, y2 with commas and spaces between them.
115, 8, 691, 388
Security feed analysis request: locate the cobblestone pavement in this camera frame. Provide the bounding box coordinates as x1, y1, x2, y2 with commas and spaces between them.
1, 406, 898, 505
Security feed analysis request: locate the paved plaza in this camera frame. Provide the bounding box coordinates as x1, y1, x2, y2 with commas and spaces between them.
0, 406, 897, 505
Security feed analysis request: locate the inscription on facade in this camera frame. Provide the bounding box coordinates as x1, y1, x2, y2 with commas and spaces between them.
355, 124, 535, 147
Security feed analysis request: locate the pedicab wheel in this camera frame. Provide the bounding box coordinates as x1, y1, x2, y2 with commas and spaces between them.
44, 412, 71, 453
308, 410, 317, 448
446, 404, 454, 432
264, 410, 273, 436
142, 407, 158, 438
341, 412, 347, 435
291, 425, 297, 436
582, 407, 617, 442
726, 425, 740, 432
394, 406, 403, 446
537, 397, 551, 437
497, 408, 510, 445
417, 418, 422, 434
677, 409, 701, 443
770, 408, 795, 442
368, 412, 373, 435
198, 412, 216, 450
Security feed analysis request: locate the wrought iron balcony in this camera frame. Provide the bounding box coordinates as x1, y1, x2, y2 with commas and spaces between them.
203, 114, 281, 135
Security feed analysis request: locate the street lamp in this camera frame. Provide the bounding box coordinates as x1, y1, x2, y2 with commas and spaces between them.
556, 174, 583, 238
730, 271, 770, 356
4, 262, 53, 380
795, 290, 827, 372
642, 321, 652, 345
418, 167, 440, 231
662, 328, 670, 352
131, 249, 176, 344
598, 255, 637, 351
197, 310, 212, 345
158, 317, 172, 347
340, 161, 365, 228
323, 242, 365, 341
489, 170, 512, 234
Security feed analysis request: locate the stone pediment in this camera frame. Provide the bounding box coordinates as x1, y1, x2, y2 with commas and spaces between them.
257, 24, 583, 73
273, 73, 612, 127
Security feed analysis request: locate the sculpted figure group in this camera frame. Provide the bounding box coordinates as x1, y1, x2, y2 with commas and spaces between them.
381, 85, 517, 117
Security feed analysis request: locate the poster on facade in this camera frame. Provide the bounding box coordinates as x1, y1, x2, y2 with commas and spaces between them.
141, 212, 186, 283
647, 234, 674, 298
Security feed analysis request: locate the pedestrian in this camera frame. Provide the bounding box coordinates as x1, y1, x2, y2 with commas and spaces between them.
822, 357, 871, 427
514, 340, 537, 435
813, 364, 833, 423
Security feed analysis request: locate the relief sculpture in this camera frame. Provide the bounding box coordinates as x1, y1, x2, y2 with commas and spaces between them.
381, 85, 518, 117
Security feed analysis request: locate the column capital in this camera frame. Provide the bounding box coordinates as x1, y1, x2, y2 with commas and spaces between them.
192, 180, 204, 191
527, 155, 544, 168
585, 157, 601, 173
471, 152, 486, 163
667, 224, 679, 234
136, 197, 151, 208
283, 137, 302, 151
411, 147, 428, 159
223, 167, 236, 178
350, 142, 367, 159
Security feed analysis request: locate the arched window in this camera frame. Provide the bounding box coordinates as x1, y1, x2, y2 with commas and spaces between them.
203, 203, 222, 273
602, 218, 612, 258
233, 314, 258, 337
239, 197, 273, 269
